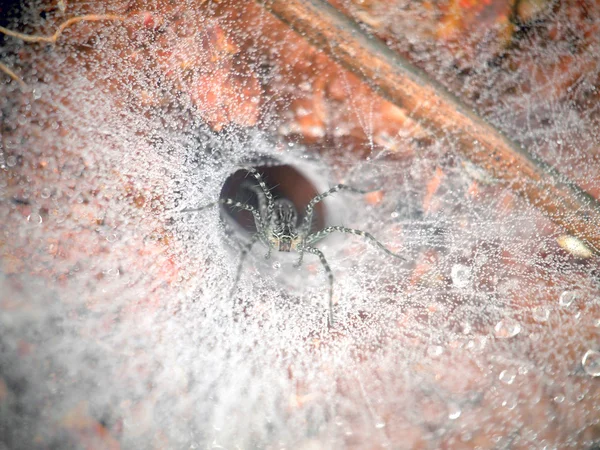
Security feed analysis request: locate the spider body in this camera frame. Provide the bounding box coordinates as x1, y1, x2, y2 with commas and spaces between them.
266, 199, 301, 252
183, 167, 404, 327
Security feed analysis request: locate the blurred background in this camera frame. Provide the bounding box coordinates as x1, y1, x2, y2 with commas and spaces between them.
1, 0, 599, 448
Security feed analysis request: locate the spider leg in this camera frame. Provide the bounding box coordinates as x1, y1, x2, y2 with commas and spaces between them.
304, 246, 335, 328
293, 249, 304, 268
301, 185, 368, 233
244, 167, 275, 227
230, 232, 263, 310
240, 179, 269, 219
305, 226, 405, 260
182, 198, 264, 232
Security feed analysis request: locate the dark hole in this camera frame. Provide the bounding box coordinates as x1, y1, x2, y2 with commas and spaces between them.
219, 164, 325, 235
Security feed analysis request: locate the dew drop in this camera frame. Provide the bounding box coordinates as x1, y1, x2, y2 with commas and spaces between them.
559, 290, 579, 307
26, 214, 43, 224
556, 235, 593, 258
448, 404, 461, 420
494, 319, 521, 339
272, 261, 281, 270
553, 394, 565, 404
40, 188, 52, 199
6, 155, 17, 167
466, 335, 487, 352
501, 397, 517, 410
451, 264, 471, 288
532, 306, 550, 323
104, 268, 120, 277
460, 431, 472, 442
499, 369, 516, 385
427, 345, 443, 358
374, 421, 386, 429
390, 211, 399, 219
581, 350, 600, 377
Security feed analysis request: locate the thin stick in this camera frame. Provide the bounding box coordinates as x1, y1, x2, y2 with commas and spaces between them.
256, 0, 600, 255
0, 14, 126, 44
0, 61, 27, 88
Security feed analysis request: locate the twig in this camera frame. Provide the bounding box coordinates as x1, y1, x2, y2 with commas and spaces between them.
0, 14, 126, 44
0, 61, 27, 88
256, 0, 600, 255
0, 14, 126, 88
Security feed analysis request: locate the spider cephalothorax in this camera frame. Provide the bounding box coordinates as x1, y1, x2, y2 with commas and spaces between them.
267, 199, 301, 252
183, 166, 404, 327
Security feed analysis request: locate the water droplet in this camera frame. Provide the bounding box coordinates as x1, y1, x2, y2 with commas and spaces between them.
6, 155, 17, 167
40, 188, 51, 199
581, 350, 600, 377
499, 369, 516, 385
594, 318, 600, 328
501, 397, 517, 410
390, 211, 399, 219
104, 268, 120, 277
466, 335, 487, 352
374, 421, 386, 429
532, 306, 550, 322
553, 394, 565, 404
26, 214, 43, 224
451, 264, 471, 288
559, 290, 579, 307
460, 431, 472, 442
494, 319, 521, 339
448, 404, 461, 420
32, 88, 42, 100
272, 261, 281, 270
556, 235, 593, 258
427, 345, 443, 358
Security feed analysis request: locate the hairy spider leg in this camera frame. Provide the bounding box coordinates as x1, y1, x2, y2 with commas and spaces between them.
244, 167, 275, 227
303, 246, 335, 327
294, 184, 368, 267
182, 198, 264, 232
240, 181, 277, 259
305, 226, 406, 260
300, 184, 368, 234
183, 198, 269, 312
240, 180, 269, 219
230, 232, 263, 309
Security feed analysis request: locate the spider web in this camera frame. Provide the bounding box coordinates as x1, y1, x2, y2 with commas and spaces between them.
0, 0, 599, 448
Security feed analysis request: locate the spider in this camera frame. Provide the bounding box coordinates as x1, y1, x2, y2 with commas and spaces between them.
184, 167, 405, 327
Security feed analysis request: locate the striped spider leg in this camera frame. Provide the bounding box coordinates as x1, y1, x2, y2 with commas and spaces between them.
294, 184, 371, 268
182, 168, 273, 308
296, 186, 405, 327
